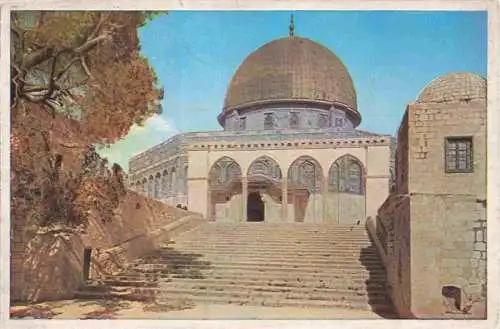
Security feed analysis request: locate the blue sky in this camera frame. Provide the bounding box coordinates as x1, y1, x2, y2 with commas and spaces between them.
97, 11, 487, 171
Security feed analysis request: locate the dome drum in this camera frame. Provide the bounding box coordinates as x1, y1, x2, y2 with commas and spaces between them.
217, 98, 361, 129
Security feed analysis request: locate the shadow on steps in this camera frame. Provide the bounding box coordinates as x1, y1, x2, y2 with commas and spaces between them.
359, 240, 399, 319
77, 247, 212, 305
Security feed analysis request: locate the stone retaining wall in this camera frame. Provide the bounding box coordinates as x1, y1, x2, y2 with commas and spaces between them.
10, 190, 205, 303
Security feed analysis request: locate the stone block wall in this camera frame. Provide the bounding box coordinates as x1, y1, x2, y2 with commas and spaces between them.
395, 110, 409, 194
370, 94, 487, 318
324, 193, 365, 224
10, 231, 86, 303
407, 100, 487, 198
10, 191, 205, 303
375, 195, 412, 317
409, 194, 486, 318
374, 194, 487, 318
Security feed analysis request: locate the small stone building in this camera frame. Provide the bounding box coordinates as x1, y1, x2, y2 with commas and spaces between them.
374, 72, 487, 318
128, 33, 393, 225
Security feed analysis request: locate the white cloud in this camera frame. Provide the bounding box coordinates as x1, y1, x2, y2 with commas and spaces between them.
97, 115, 179, 172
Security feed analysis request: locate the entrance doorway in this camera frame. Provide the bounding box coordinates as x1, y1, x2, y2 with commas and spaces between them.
247, 192, 265, 222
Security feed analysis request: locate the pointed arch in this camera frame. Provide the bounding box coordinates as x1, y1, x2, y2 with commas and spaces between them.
329, 154, 365, 195
170, 166, 177, 194
208, 156, 242, 189
148, 175, 154, 197
287, 155, 323, 192
247, 155, 282, 185
161, 169, 169, 199
154, 172, 161, 198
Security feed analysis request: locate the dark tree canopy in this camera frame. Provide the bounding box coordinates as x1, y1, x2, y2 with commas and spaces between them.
10, 11, 166, 228
11, 11, 164, 144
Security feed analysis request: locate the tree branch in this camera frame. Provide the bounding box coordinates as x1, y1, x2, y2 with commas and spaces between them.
80, 56, 92, 78
61, 142, 82, 149
22, 46, 55, 70
74, 34, 111, 55
88, 13, 105, 41
55, 57, 80, 81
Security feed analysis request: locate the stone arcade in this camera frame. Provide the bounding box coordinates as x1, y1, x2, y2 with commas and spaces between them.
128, 33, 393, 225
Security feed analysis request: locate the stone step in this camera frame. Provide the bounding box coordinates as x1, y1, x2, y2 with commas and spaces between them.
184, 228, 368, 233
154, 282, 386, 298
77, 285, 390, 306
104, 282, 387, 299
174, 240, 372, 247
129, 258, 384, 269
129, 260, 385, 272
104, 269, 388, 283
180, 230, 369, 236
177, 232, 371, 238
130, 255, 383, 267
191, 225, 368, 232
124, 269, 386, 282
133, 249, 381, 258
97, 280, 386, 299
195, 223, 366, 227
101, 279, 159, 287
74, 289, 395, 315
152, 248, 379, 257
156, 279, 383, 293
137, 248, 380, 258
101, 276, 385, 291
77, 222, 393, 315
170, 244, 377, 253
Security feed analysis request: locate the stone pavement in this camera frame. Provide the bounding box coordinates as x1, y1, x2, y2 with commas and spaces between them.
10, 299, 385, 320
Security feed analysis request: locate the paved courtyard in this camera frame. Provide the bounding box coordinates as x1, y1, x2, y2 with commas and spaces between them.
10, 299, 385, 320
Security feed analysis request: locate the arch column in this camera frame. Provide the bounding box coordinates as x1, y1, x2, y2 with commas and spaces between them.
242, 176, 248, 222
281, 179, 288, 222
322, 176, 328, 222
207, 189, 213, 221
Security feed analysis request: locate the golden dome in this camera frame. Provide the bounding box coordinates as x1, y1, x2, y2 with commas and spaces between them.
222, 36, 359, 121
417, 72, 486, 103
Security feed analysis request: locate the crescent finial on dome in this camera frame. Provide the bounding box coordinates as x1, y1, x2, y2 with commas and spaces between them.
289, 13, 295, 37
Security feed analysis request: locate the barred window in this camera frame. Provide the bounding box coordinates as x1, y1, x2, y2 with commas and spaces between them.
290, 112, 299, 128
264, 113, 274, 130
334, 117, 343, 128
445, 137, 473, 173
239, 117, 246, 130
318, 113, 329, 128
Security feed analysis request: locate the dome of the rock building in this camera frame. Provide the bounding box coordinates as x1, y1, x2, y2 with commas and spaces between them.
416, 72, 486, 103
220, 36, 359, 125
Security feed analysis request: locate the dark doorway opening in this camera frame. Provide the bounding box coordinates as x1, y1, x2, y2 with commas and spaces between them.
83, 248, 92, 282
247, 192, 265, 222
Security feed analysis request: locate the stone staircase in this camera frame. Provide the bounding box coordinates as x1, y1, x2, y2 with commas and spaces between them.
76, 222, 395, 317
